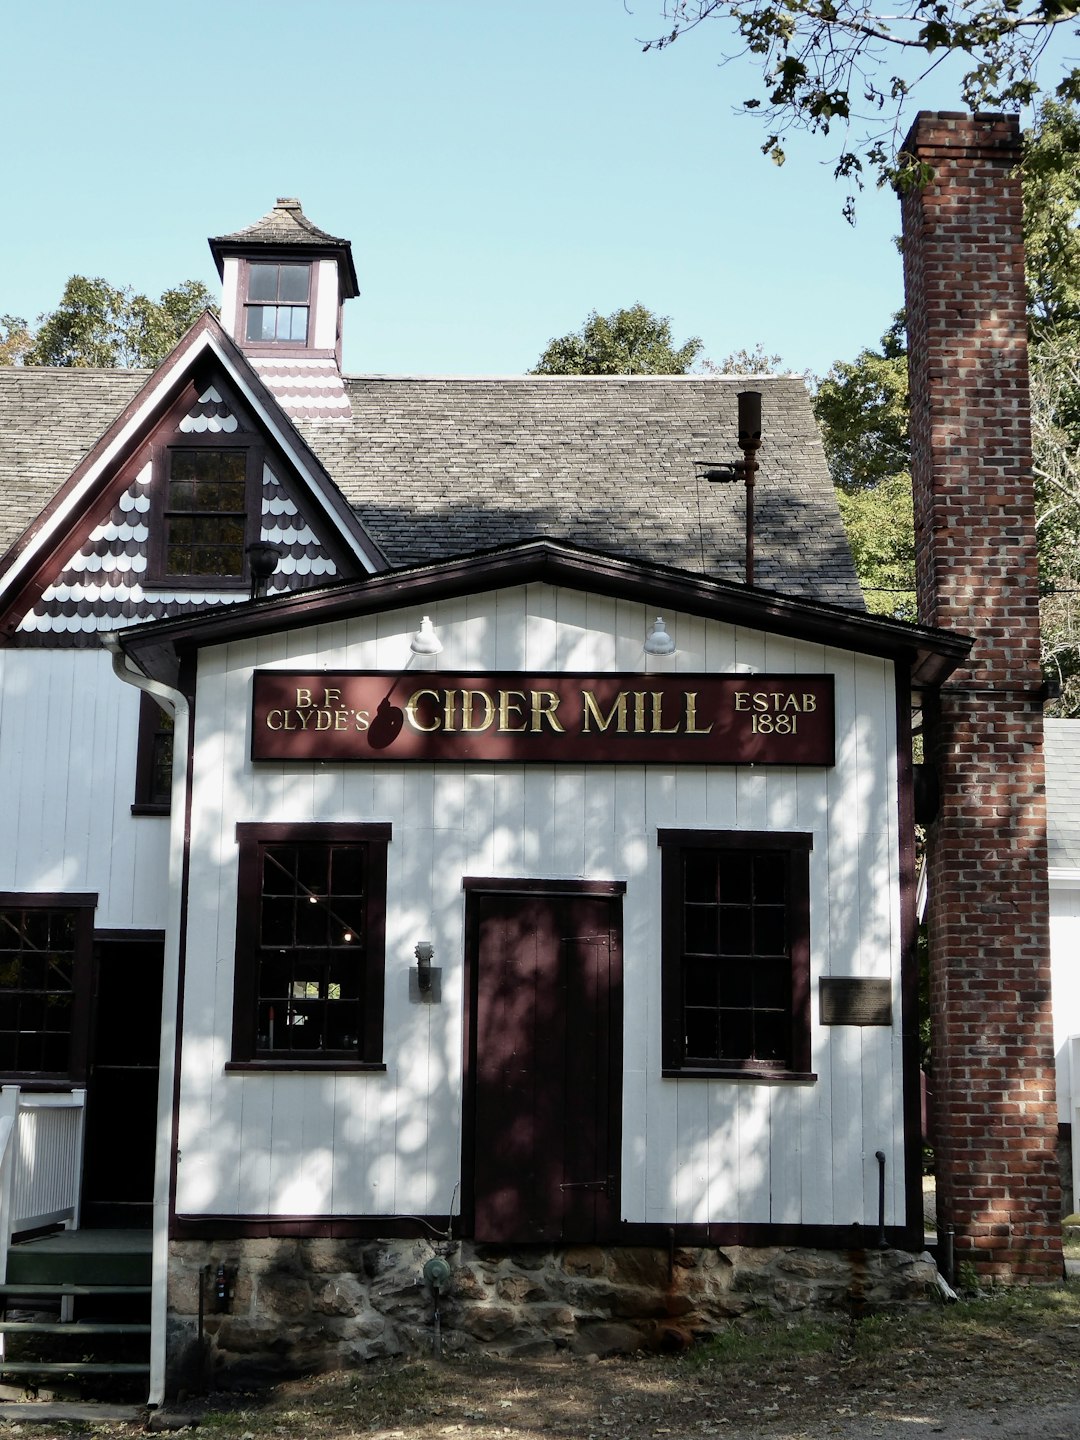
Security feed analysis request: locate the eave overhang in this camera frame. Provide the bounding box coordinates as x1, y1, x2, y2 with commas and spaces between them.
110, 536, 973, 692
0, 312, 386, 627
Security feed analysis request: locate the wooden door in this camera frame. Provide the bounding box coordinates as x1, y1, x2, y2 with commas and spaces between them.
465, 885, 622, 1244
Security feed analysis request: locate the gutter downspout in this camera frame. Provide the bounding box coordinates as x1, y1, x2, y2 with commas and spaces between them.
103, 634, 189, 1410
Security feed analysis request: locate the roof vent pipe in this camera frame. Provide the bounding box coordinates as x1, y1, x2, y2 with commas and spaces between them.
697, 389, 763, 586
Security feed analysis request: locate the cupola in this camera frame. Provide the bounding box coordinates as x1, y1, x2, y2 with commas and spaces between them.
209, 198, 358, 419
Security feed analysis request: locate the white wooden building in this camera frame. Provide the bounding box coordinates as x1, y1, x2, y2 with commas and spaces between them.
0, 198, 969, 1398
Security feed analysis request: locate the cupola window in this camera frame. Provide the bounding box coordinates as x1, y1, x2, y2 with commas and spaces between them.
244, 262, 310, 344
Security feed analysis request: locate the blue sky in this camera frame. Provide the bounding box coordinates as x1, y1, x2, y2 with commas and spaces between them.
1, 1, 1053, 378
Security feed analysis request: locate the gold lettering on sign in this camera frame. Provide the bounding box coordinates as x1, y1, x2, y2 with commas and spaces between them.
405, 689, 441, 733
582, 691, 628, 733
498, 691, 528, 732
532, 690, 565, 733
684, 693, 713, 735
461, 690, 495, 733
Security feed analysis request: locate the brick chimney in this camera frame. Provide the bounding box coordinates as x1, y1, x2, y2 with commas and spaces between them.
900, 112, 1061, 1279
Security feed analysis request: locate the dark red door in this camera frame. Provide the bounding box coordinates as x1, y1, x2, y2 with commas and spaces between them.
466, 886, 622, 1244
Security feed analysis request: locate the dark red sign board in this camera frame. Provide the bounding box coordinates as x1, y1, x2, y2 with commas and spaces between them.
250, 672, 835, 766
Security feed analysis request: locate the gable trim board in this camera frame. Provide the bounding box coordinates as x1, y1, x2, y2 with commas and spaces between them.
113, 537, 972, 692
0, 314, 386, 639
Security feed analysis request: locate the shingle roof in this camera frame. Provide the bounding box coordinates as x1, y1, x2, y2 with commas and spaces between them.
0, 367, 150, 558
1046, 720, 1080, 870
210, 197, 349, 250
0, 367, 863, 610
209, 198, 359, 297
297, 374, 863, 606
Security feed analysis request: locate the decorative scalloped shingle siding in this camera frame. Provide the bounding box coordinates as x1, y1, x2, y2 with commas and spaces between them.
15, 458, 338, 637
252, 359, 351, 421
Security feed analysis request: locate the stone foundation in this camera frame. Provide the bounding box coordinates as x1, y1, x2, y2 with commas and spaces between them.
166, 1238, 941, 1391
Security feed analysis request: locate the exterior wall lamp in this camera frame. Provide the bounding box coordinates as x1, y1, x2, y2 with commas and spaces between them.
411, 940, 441, 1002
246, 541, 282, 600
644, 616, 676, 655
410, 616, 443, 655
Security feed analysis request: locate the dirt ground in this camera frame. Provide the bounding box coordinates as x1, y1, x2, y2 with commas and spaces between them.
4, 1286, 1080, 1440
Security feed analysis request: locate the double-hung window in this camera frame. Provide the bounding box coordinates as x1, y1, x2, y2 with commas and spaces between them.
659, 830, 813, 1078
230, 824, 389, 1070
161, 445, 253, 581
244, 262, 310, 345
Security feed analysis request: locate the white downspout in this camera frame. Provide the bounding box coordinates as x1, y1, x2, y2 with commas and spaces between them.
103, 634, 189, 1409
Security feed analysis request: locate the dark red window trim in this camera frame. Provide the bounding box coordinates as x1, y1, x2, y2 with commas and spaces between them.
0, 892, 97, 1083
147, 434, 263, 590
132, 692, 174, 815
231, 822, 391, 1070
240, 258, 320, 352
658, 829, 814, 1080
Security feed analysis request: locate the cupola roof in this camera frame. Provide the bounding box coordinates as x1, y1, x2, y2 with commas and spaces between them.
209, 197, 359, 297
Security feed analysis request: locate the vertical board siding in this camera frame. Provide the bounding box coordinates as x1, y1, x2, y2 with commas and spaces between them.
0, 650, 170, 929
175, 585, 906, 1227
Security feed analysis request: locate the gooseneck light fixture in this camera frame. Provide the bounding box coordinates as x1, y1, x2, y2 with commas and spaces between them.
410, 616, 443, 655
644, 617, 676, 655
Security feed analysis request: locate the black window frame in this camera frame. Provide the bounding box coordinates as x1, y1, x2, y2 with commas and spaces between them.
0, 894, 96, 1083
149, 435, 262, 588
242, 259, 313, 349
658, 829, 814, 1080
228, 823, 390, 1073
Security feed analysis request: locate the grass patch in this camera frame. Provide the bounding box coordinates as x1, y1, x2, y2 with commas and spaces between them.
685, 1315, 843, 1367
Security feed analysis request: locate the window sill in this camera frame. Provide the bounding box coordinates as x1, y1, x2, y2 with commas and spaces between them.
131, 803, 170, 817
225, 1060, 387, 1074
663, 1067, 818, 1083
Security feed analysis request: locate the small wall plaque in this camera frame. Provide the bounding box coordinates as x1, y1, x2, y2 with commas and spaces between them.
819, 977, 892, 1026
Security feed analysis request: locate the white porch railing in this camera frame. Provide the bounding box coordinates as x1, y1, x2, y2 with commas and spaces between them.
0, 1085, 87, 1285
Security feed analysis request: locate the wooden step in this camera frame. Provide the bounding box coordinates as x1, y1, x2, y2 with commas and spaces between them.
0, 1283, 150, 1297
0, 1361, 150, 1376
0, 1321, 150, 1334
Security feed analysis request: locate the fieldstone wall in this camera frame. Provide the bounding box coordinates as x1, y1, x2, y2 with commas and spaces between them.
166, 1239, 940, 1392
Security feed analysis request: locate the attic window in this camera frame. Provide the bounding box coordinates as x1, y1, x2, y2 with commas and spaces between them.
245, 262, 310, 344
163, 447, 251, 580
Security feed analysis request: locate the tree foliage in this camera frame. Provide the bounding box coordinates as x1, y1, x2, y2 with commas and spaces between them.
699, 342, 786, 374
532, 304, 702, 375
644, 0, 1080, 215
0, 314, 31, 366
20, 276, 216, 369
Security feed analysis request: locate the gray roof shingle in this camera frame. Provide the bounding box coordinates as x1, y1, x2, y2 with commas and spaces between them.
0, 367, 150, 558
0, 367, 863, 610
1046, 720, 1080, 870
298, 374, 863, 606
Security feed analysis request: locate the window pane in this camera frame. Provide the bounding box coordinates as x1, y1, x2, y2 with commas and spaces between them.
718, 905, 752, 956
754, 907, 787, 956
279, 264, 310, 302
754, 854, 788, 905
719, 1008, 753, 1061
717, 854, 753, 904
684, 851, 717, 903
754, 960, 790, 1010
717, 961, 753, 1008
684, 958, 716, 1007
684, 904, 717, 955
753, 1010, 788, 1063
685, 1008, 719, 1061
248, 264, 279, 302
